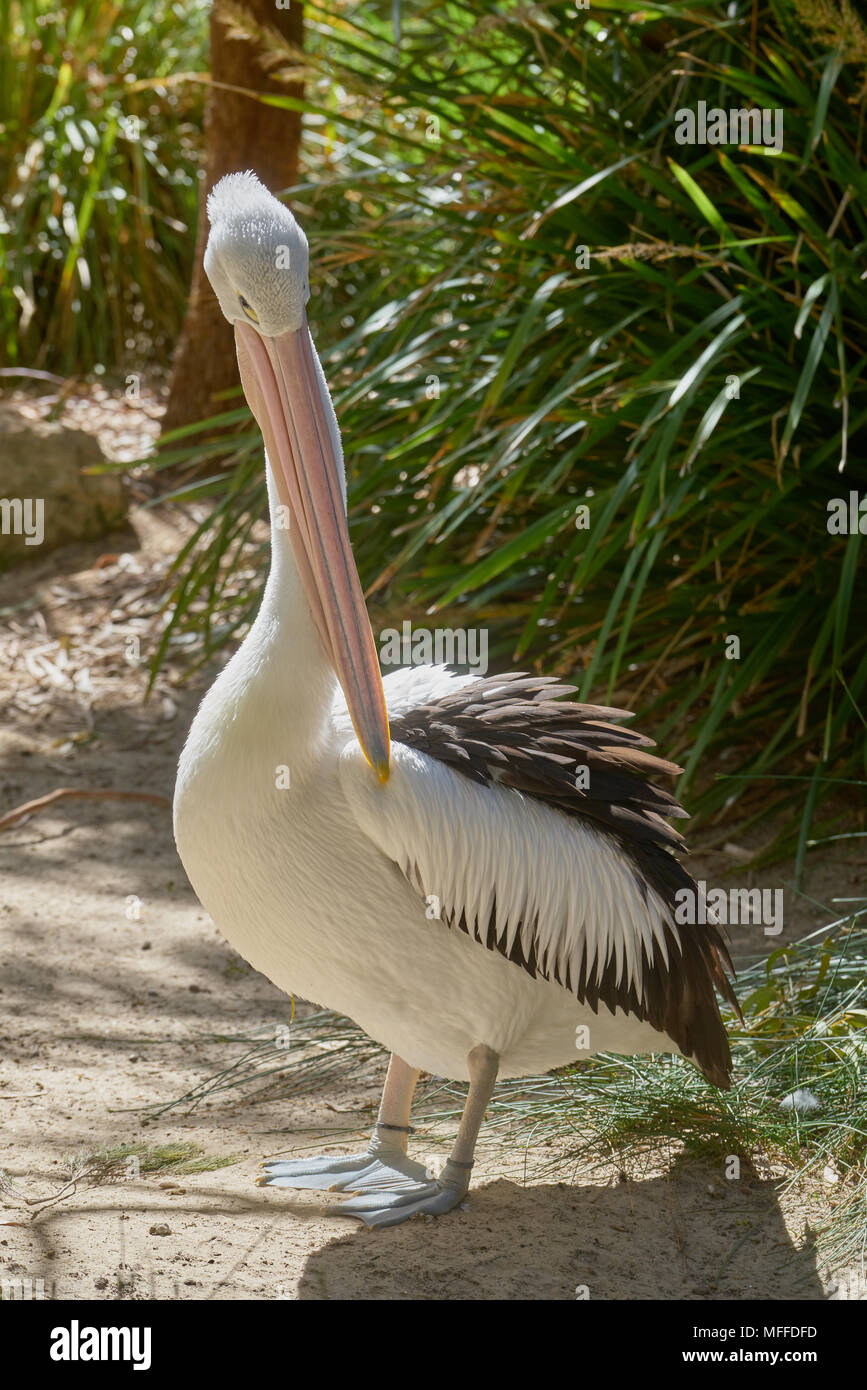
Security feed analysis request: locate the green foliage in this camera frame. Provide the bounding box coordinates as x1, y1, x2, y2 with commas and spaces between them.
0, 0, 208, 373
153, 0, 867, 849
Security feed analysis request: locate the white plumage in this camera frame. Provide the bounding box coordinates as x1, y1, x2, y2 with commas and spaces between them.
175, 481, 676, 1082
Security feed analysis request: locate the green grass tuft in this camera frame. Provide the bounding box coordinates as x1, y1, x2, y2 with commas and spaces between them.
92, 1140, 237, 1175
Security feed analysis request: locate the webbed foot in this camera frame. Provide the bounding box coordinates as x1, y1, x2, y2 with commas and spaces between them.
337, 1159, 470, 1228
258, 1147, 429, 1194
258, 1151, 470, 1227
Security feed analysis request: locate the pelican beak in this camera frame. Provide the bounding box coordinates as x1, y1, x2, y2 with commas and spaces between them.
234, 316, 390, 782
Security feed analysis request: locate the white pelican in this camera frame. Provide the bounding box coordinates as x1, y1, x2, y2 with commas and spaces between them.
174, 173, 737, 1227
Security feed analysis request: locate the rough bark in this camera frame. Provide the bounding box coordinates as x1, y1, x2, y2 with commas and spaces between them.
162, 0, 304, 434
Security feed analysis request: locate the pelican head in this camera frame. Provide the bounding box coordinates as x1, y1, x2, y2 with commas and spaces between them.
203, 172, 390, 782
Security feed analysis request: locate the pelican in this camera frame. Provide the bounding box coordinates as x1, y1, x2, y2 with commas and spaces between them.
174, 172, 737, 1228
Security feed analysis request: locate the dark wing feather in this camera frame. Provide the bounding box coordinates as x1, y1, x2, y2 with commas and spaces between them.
390, 672, 739, 1089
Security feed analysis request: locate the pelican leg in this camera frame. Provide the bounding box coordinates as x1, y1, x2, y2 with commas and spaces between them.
258, 1054, 427, 1192
336, 1043, 499, 1229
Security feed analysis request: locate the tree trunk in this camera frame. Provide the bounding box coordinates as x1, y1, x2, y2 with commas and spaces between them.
162, 0, 304, 434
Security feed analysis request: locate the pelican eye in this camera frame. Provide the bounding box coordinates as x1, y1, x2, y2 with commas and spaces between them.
238, 294, 259, 324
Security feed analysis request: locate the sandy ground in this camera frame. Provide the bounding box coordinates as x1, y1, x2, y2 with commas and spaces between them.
0, 491, 863, 1301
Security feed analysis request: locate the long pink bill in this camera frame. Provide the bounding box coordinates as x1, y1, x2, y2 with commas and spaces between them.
235, 316, 390, 782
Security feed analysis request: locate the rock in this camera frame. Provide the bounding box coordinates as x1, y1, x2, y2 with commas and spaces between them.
0, 411, 127, 563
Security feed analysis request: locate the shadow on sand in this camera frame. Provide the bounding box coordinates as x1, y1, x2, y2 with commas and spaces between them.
294, 1161, 823, 1301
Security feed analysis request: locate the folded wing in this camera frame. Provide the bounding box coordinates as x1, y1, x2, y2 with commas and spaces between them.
339, 672, 738, 1087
